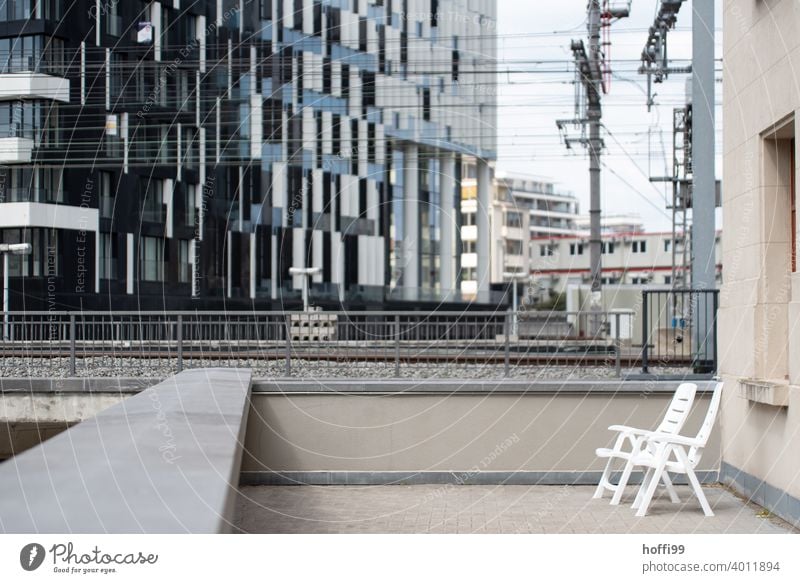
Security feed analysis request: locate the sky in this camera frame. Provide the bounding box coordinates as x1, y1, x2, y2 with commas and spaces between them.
495, 0, 723, 231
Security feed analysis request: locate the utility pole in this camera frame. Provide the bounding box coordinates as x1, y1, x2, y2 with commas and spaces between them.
588, 1, 603, 308
557, 1, 629, 315
691, 0, 717, 372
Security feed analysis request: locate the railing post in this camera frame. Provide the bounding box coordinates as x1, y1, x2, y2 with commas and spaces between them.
641, 292, 649, 374
615, 312, 621, 378
713, 291, 719, 374
504, 312, 511, 378
176, 314, 183, 373
69, 313, 76, 377
394, 315, 401, 378
284, 315, 292, 376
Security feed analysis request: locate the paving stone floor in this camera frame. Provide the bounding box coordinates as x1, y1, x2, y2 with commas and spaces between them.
233, 484, 797, 534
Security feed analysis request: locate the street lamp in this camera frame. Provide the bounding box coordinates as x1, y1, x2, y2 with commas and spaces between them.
503, 271, 530, 337
1, 243, 32, 340
289, 267, 322, 312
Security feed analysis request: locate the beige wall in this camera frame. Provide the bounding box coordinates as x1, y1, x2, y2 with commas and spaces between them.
722, 0, 800, 499
242, 392, 720, 475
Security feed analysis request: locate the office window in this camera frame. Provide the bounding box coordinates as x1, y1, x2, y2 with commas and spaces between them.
179, 240, 191, 283
104, 0, 121, 36
0, 0, 31, 21
182, 126, 196, 168
633, 240, 647, 254
505, 211, 523, 229
602, 241, 615, 254
98, 233, 117, 280
664, 239, 672, 252
505, 240, 523, 256
158, 125, 171, 163
142, 180, 164, 222
140, 236, 164, 282
359, 18, 367, 52
185, 184, 197, 227
293, 0, 303, 30
570, 243, 584, 256
177, 70, 191, 111
99, 172, 114, 218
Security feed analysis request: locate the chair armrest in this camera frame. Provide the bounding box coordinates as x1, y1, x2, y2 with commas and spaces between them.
646, 432, 702, 447
608, 425, 653, 436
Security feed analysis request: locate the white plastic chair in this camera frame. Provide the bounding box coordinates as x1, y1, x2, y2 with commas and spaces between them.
593, 382, 698, 502
628, 380, 724, 517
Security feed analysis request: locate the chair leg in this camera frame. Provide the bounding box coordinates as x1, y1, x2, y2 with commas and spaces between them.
679, 454, 714, 517
610, 459, 635, 506
636, 459, 667, 517
593, 458, 615, 499
632, 468, 654, 510
661, 472, 681, 504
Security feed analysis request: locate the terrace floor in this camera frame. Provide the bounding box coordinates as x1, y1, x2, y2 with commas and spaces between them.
234, 485, 797, 534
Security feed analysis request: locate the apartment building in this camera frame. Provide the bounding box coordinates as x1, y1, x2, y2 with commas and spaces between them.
721, 0, 800, 528
0, 0, 497, 310
459, 172, 530, 300
499, 174, 580, 238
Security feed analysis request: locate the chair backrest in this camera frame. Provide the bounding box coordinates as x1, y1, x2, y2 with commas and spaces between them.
687, 381, 724, 467
655, 382, 698, 434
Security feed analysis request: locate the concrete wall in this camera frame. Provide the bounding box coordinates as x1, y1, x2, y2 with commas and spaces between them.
242, 387, 721, 481
722, 0, 800, 507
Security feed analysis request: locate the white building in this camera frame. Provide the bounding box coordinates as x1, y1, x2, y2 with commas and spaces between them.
529, 229, 722, 302
497, 175, 581, 238
460, 174, 530, 300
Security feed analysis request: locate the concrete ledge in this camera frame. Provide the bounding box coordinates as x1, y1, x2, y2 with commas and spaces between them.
0, 378, 717, 395
251, 379, 718, 395
0, 368, 252, 533
0, 377, 160, 393
241, 470, 720, 486
720, 461, 800, 529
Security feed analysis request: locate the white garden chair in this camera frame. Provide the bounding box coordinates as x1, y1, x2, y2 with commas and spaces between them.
594, 382, 698, 503
628, 380, 724, 517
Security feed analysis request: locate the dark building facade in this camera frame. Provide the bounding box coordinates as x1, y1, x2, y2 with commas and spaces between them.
0, 0, 496, 311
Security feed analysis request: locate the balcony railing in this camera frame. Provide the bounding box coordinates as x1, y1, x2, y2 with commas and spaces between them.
0, 187, 64, 203
0, 54, 64, 76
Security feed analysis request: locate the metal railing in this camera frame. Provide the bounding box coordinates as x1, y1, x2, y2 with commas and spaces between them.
0, 310, 644, 379
641, 289, 719, 375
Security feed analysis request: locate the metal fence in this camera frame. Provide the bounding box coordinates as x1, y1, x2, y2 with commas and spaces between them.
0, 298, 718, 379
641, 289, 719, 375
0, 302, 717, 379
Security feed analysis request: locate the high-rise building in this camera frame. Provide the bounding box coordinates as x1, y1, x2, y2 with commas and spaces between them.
0, 0, 496, 310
